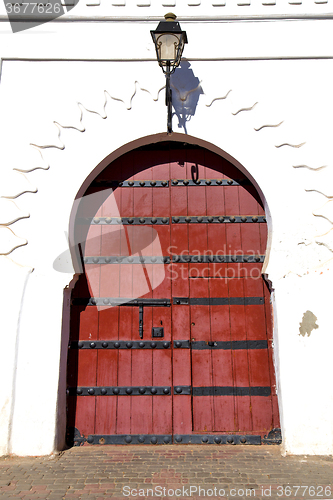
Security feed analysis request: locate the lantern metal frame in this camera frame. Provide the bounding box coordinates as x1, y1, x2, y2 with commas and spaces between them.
151, 13, 188, 134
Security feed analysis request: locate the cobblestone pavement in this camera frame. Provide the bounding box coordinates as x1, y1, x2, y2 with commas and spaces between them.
0, 445, 332, 500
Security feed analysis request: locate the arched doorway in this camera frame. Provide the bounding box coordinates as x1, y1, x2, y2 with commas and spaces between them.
66, 141, 280, 446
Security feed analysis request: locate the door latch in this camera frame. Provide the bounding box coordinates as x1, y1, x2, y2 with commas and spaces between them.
152, 327, 164, 338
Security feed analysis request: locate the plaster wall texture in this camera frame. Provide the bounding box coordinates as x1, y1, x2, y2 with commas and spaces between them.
0, 16, 333, 456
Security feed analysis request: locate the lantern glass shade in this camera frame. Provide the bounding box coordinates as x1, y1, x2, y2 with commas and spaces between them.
151, 14, 187, 73
155, 33, 184, 66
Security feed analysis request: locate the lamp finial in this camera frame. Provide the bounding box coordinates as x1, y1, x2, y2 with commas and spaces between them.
164, 12, 177, 21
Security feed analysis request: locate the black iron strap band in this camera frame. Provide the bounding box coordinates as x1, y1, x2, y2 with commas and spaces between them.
71, 340, 171, 350
69, 386, 270, 397
172, 254, 264, 263
172, 216, 266, 224
72, 297, 264, 307
78, 217, 169, 226
173, 434, 261, 445
81, 434, 173, 445
193, 386, 271, 396
72, 298, 171, 307
70, 339, 268, 350
69, 386, 172, 396
171, 179, 250, 187
174, 386, 191, 395
90, 179, 251, 188
74, 433, 260, 446
173, 297, 264, 306
174, 340, 190, 348
84, 256, 171, 265
92, 180, 170, 188
83, 254, 265, 265
191, 340, 268, 350
78, 216, 266, 226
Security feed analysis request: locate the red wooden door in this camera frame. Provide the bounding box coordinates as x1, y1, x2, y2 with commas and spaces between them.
66, 143, 280, 446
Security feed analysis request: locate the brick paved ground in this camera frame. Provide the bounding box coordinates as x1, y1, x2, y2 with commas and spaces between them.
0, 445, 332, 500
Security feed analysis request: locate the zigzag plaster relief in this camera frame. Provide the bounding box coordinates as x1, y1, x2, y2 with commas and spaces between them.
227, 100, 331, 271
0, 227, 27, 255
0, 199, 30, 226
296, 165, 333, 257
205, 90, 232, 108
1, 172, 37, 199
313, 201, 333, 224
2, 77, 328, 277
31, 83, 166, 152
172, 82, 203, 103
275, 142, 306, 148
0, 82, 162, 256
13, 146, 49, 174
305, 188, 333, 200
232, 102, 258, 116
254, 121, 284, 132
293, 164, 328, 171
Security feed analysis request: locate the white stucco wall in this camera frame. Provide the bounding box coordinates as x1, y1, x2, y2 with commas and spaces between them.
0, 12, 333, 456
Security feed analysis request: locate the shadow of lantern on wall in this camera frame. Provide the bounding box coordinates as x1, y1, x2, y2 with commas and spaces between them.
171, 60, 203, 134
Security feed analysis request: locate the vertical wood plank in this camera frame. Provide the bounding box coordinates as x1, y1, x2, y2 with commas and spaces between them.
74, 397, 96, 438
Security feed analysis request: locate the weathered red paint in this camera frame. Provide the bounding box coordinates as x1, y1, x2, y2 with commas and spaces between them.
67, 144, 280, 442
